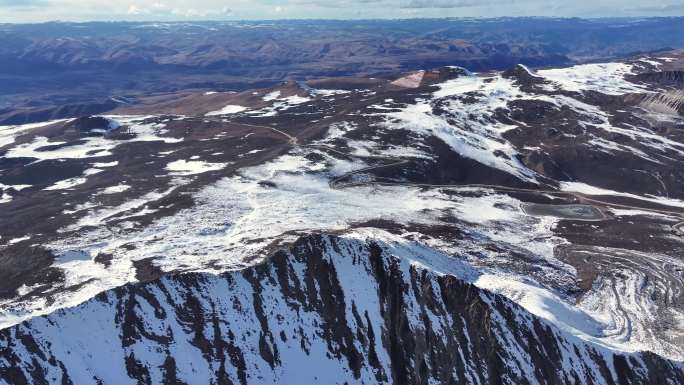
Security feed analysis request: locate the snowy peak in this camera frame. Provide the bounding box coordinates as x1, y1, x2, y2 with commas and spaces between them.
1, 233, 682, 385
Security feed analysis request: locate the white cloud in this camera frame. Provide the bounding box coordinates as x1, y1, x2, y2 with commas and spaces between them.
127, 5, 144, 15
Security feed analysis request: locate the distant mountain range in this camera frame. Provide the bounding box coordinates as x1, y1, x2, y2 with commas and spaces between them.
1, 17, 684, 123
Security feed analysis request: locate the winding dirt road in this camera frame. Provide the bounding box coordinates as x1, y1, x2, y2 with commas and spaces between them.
224, 120, 684, 235
309, 143, 684, 234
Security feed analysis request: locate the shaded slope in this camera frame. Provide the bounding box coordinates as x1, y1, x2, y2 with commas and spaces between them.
1, 233, 681, 385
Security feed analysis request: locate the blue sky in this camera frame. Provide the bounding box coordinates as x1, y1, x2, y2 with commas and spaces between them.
1, 0, 684, 22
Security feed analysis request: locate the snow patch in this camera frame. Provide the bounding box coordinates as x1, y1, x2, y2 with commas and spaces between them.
4, 116, 183, 162
0, 119, 71, 149
205, 105, 248, 116
99, 184, 131, 195
165, 160, 226, 176
44, 177, 88, 191
537, 63, 650, 95
561, 181, 684, 209
262, 91, 281, 101
381, 74, 538, 182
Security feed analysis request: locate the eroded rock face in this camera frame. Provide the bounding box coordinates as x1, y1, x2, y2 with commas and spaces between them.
1, 234, 681, 385
632, 71, 684, 87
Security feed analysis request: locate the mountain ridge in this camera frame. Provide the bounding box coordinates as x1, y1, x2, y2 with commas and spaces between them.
2, 232, 682, 385
3, 17, 684, 123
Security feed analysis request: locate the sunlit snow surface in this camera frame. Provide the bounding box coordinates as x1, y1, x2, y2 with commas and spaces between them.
165, 159, 227, 175
3, 115, 182, 163
4, 142, 678, 358
381, 74, 540, 182
373, 62, 684, 185
537, 63, 651, 95
0, 147, 561, 330
561, 181, 684, 209
247, 92, 313, 117
205, 105, 248, 116
0, 119, 71, 148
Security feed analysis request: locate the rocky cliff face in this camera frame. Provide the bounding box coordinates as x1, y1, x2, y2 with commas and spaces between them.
1, 233, 681, 385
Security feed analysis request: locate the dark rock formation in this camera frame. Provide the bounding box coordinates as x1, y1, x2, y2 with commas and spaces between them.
1, 234, 681, 385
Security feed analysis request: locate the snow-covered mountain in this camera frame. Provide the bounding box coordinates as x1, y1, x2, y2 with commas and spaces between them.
2, 233, 683, 385
1, 51, 684, 384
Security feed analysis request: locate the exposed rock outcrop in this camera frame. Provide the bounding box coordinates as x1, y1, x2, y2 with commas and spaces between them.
1, 234, 681, 385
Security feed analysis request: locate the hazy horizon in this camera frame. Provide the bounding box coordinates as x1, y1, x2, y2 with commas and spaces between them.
1, 0, 683, 23
3, 15, 684, 25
